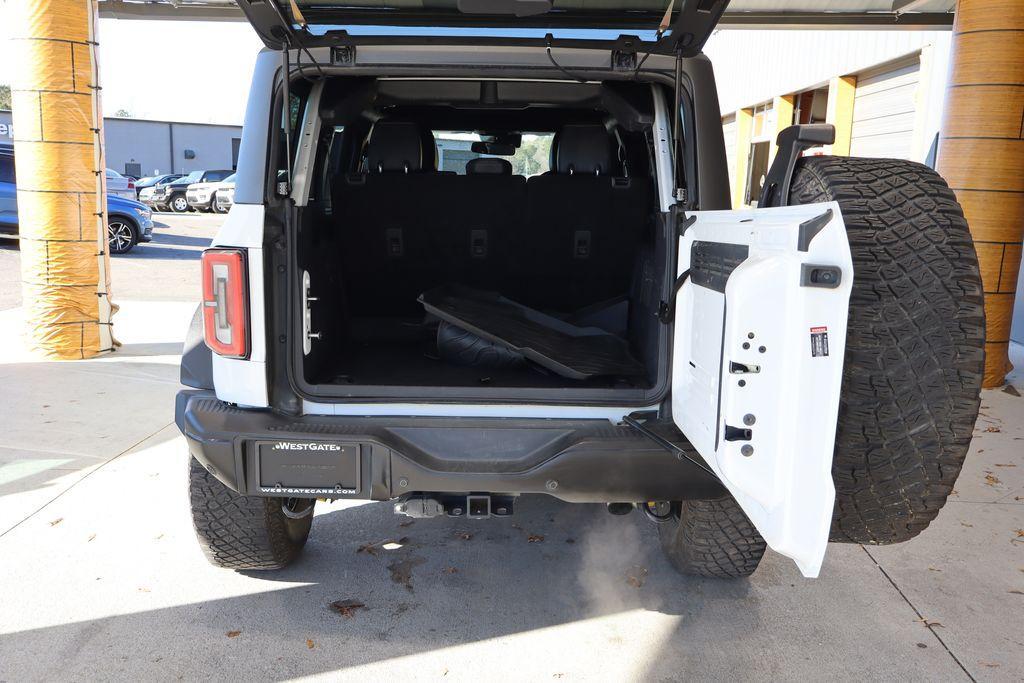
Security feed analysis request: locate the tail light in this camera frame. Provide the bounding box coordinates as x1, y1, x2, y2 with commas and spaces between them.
201, 249, 249, 358
128, 180, 135, 190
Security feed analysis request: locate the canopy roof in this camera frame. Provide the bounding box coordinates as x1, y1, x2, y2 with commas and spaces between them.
98, 0, 956, 28
97, 0, 955, 54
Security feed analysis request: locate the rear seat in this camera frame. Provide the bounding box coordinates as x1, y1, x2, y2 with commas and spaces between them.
518, 124, 652, 312
334, 122, 527, 315
334, 121, 650, 317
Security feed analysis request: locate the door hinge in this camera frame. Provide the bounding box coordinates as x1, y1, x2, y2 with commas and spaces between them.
676, 212, 696, 236
658, 269, 691, 324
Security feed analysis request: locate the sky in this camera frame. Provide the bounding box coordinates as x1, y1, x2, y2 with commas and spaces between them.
0, 17, 264, 125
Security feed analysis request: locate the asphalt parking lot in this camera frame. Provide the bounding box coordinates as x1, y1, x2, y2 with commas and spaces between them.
0, 213, 1022, 680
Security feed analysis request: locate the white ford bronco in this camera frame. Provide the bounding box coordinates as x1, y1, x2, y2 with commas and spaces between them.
176, 0, 984, 579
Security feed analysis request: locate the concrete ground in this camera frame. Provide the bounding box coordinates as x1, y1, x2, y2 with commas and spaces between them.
0, 213, 1022, 681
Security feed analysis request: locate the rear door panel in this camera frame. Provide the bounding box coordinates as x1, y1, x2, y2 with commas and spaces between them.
671, 202, 852, 577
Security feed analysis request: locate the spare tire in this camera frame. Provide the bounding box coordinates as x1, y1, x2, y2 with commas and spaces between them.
789, 156, 985, 544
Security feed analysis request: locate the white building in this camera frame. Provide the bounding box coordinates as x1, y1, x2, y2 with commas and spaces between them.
0, 110, 242, 178
707, 29, 1022, 344
706, 30, 951, 207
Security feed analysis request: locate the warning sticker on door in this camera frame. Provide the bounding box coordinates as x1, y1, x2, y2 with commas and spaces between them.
810, 326, 829, 357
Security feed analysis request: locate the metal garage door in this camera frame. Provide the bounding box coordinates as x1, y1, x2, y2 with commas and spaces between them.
849, 54, 921, 160
721, 113, 737, 200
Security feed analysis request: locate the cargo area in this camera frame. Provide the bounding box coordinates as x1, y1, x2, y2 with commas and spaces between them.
290, 79, 670, 400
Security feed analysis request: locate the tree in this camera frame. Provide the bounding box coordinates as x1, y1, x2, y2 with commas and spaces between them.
510, 136, 552, 177
113, 108, 133, 118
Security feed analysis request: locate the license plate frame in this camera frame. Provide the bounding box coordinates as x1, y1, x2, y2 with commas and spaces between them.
254, 439, 360, 497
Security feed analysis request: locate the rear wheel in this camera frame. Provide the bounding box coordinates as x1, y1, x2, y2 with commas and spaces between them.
658, 496, 766, 578
189, 456, 314, 570
789, 156, 985, 544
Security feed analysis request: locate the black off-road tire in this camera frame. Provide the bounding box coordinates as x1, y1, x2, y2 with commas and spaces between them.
658, 496, 767, 578
789, 156, 985, 545
189, 457, 314, 570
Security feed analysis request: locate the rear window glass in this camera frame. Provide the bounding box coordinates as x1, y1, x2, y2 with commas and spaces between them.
433, 132, 553, 177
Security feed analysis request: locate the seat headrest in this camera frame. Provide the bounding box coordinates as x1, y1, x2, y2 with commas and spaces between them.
367, 121, 425, 173
554, 124, 615, 175
466, 157, 513, 175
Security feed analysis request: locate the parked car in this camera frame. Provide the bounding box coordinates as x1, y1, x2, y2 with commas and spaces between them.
177, 6, 984, 582
138, 175, 183, 207
213, 174, 235, 213
135, 173, 183, 200
187, 172, 236, 213
0, 145, 153, 254
105, 168, 136, 200
152, 169, 233, 213
0, 146, 15, 232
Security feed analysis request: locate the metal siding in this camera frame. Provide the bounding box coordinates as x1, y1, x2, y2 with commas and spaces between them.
707, 30, 942, 114
104, 119, 173, 177
849, 55, 921, 159
171, 123, 242, 174
0, 109, 241, 177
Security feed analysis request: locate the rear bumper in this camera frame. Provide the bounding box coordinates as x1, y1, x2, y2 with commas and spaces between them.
175, 389, 723, 503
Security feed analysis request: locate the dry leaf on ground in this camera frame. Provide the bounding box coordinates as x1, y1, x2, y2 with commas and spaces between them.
626, 566, 649, 588
330, 599, 366, 618
226, 631, 241, 638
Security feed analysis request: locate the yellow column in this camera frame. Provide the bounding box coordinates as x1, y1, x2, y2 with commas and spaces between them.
731, 108, 753, 209
937, 0, 1024, 387
8, 0, 114, 358
825, 75, 857, 156
768, 94, 795, 166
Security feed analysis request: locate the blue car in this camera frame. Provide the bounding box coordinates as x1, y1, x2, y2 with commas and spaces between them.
1, 144, 154, 254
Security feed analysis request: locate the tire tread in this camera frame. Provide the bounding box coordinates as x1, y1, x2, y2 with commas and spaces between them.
189, 457, 311, 570
789, 156, 985, 544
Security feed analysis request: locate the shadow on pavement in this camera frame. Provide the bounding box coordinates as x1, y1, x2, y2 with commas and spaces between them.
0, 495, 764, 679
148, 233, 213, 248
